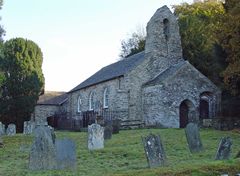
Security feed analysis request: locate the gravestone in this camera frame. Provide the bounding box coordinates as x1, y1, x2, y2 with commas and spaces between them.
104, 124, 113, 140
185, 122, 203, 153
0, 136, 3, 148
23, 121, 35, 135
142, 134, 166, 168
112, 119, 121, 134
29, 125, 57, 170
88, 123, 104, 150
215, 137, 232, 160
55, 138, 77, 170
6, 124, 16, 136
0, 122, 5, 135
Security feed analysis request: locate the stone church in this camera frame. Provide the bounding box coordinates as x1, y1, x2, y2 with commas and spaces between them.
35, 5, 221, 128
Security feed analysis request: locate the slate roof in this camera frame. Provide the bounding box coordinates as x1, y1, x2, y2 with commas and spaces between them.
37, 92, 68, 105
69, 51, 145, 93
144, 60, 187, 86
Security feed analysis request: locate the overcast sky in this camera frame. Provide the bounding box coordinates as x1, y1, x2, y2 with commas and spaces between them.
1, 0, 193, 92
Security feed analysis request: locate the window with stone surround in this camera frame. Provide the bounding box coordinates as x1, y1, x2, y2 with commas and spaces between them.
103, 88, 109, 109
89, 92, 94, 111
77, 96, 82, 113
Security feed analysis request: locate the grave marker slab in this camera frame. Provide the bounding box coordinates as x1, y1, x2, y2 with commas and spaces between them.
0, 136, 3, 148
215, 137, 232, 160
0, 122, 5, 135
29, 125, 57, 170
6, 124, 16, 136
142, 134, 166, 168
185, 122, 203, 153
55, 138, 77, 170
112, 119, 121, 134
88, 123, 104, 150
23, 121, 35, 135
104, 124, 113, 140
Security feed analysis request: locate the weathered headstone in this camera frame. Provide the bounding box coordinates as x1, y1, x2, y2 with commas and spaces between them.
29, 125, 57, 170
88, 123, 104, 150
0, 122, 5, 135
6, 124, 16, 136
142, 134, 166, 168
104, 124, 113, 140
112, 119, 121, 134
215, 137, 232, 160
55, 138, 77, 170
0, 136, 3, 148
23, 121, 35, 135
185, 122, 203, 153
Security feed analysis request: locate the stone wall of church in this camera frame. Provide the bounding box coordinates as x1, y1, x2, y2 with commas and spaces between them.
145, 6, 183, 78
142, 62, 221, 128
34, 105, 59, 122
67, 77, 129, 120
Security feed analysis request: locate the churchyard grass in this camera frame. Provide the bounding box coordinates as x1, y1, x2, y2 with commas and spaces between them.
0, 128, 240, 176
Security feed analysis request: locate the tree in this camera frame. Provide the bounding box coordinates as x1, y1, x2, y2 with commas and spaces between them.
0, 0, 5, 42
217, 0, 240, 96
0, 38, 45, 132
173, 0, 226, 86
0, 0, 5, 93
119, 25, 146, 58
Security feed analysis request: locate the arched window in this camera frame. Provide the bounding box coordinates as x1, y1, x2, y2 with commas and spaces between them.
89, 92, 94, 111
163, 18, 170, 41
103, 88, 109, 109
77, 96, 82, 113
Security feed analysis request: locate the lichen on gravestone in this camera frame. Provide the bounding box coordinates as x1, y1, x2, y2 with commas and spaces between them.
215, 136, 232, 160
142, 133, 166, 168
6, 123, 16, 136
88, 123, 104, 150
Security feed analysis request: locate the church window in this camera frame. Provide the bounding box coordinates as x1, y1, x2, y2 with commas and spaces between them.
103, 88, 109, 109
89, 92, 94, 111
77, 96, 82, 113
163, 18, 170, 41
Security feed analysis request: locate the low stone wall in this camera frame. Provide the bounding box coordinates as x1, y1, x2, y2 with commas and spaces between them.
201, 117, 240, 130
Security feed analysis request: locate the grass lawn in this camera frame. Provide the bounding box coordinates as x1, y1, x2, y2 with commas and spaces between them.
0, 128, 240, 176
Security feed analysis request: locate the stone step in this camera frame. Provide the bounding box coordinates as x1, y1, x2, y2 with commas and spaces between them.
120, 120, 144, 129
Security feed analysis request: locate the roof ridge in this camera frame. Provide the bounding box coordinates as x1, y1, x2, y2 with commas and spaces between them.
69, 51, 145, 93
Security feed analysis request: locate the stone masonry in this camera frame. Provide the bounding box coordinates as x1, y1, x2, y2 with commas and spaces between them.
37, 5, 221, 129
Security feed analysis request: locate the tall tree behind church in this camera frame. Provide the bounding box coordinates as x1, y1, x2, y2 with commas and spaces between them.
120, 1, 226, 88
0, 38, 45, 132
217, 0, 240, 96
174, 0, 227, 86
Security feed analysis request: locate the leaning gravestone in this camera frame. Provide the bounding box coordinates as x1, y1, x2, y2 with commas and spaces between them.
0, 122, 5, 135
142, 134, 166, 168
29, 125, 57, 170
185, 122, 203, 153
23, 121, 35, 135
215, 137, 232, 160
55, 138, 77, 170
6, 124, 16, 136
88, 123, 104, 150
104, 124, 113, 140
